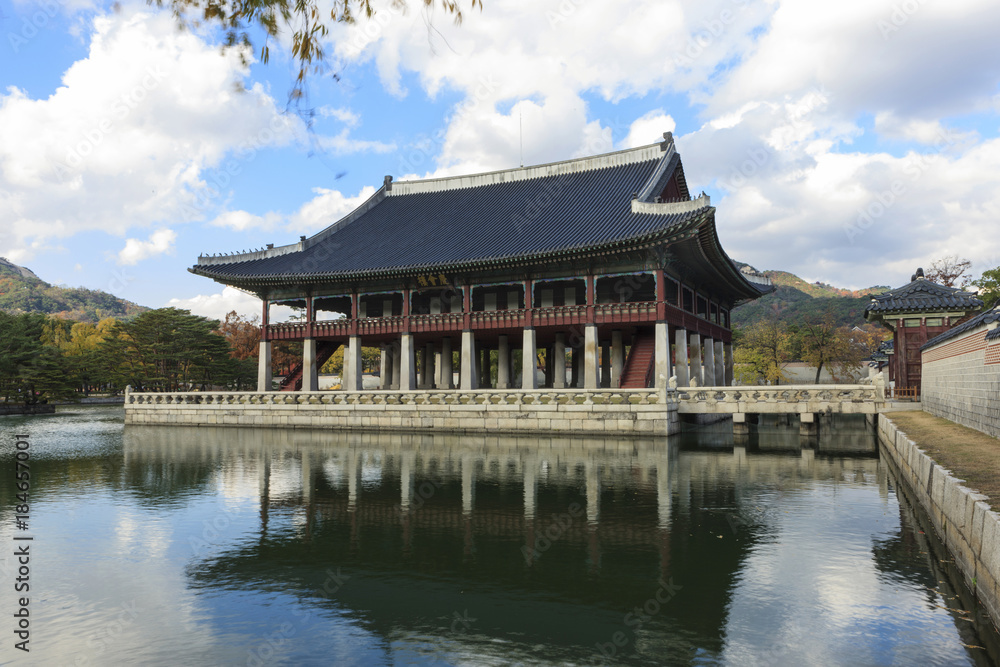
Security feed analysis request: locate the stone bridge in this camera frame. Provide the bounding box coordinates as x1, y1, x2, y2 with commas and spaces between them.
675, 384, 885, 435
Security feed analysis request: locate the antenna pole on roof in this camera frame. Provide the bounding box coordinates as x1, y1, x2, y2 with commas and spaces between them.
519, 110, 523, 168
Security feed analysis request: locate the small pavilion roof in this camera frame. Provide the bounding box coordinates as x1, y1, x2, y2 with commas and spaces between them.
865, 271, 982, 319
190, 135, 769, 301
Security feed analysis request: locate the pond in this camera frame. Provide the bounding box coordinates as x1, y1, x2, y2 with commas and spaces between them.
0, 406, 997, 665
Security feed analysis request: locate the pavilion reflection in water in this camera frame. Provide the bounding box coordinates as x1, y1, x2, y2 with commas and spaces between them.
115, 421, 894, 665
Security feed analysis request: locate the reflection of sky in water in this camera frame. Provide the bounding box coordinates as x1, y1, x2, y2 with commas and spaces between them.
0, 407, 994, 666
719, 484, 969, 666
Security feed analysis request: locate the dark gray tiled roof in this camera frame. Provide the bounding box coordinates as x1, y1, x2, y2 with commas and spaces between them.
865, 278, 982, 315
922, 306, 1000, 350
195, 156, 711, 284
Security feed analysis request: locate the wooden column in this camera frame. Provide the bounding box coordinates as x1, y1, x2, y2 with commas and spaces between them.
305, 294, 315, 339
260, 298, 270, 342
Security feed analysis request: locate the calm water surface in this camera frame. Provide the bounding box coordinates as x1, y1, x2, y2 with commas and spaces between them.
0, 406, 997, 666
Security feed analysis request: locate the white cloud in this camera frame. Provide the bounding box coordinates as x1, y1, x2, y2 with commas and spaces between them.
203, 185, 379, 237
117, 228, 176, 265
0, 9, 301, 261
289, 185, 378, 233
319, 106, 360, 126
209, 210, 279, 232
167, 286, 296, 322
315, 129, 396, 155
622, 111, 676, 149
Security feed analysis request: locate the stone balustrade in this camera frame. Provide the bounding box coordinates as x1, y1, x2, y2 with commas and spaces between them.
675, 384, 883, 414
126, 387, 663, 407
124, 387, 675, 436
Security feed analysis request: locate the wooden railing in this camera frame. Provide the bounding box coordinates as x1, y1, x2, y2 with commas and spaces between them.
265, 300, 727, 340
888, 386, 920, 401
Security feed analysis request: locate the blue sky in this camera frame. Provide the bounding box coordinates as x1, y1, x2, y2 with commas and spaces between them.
2, 0, 999, 320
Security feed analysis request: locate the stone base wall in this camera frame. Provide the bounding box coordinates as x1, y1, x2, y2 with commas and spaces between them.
922, 328, 1000, 438
878, 414, 1000, 628
124, 389, 679, 437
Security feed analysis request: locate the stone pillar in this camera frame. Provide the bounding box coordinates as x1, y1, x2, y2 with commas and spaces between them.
584, 324, 599, 389
800, 412, 818, 437
733, 412, 749, 436
441, 337, 454, 389
400, 333, 416, 391
460, 331, 478, 390
714, 340, 725, 387
434, 346, 443, 388
391, 344, 401, 390
417, 347, 428, 388
302, 338, 318, 391
724, 343, 734, 386
689, 333, 702, 386
610, 331, 624, 388
497, 335, 510, 389
703, 337, 716, 386
480, 347, 492, 389
674, 328, 689, 387
379, 345, 389, 390
571, 346, 582, 388
522, 328, 538, 389
655, 322, 671, 389
345, 335, 362, 390
553, 334, 567, 388
342, 338, 352, 390
600, 342, 611, 388
425, 342, 436, 389
257, 341, 272, 391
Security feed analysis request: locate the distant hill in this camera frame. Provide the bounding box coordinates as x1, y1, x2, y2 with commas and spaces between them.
0, 257, 148, 322
733, 264, 890, 329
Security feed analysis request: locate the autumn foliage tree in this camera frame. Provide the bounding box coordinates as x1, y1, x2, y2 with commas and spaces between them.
216, 311, 261, 360
733, 319, 792, 385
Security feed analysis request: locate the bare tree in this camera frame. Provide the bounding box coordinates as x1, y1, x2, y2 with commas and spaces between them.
925, 256, 973, 288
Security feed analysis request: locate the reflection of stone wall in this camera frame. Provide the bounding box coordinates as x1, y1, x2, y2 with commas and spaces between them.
0, 404, 55, 415
878, 415, 1000, 628
922, 327, 1000, 437
125, 389, 678, 436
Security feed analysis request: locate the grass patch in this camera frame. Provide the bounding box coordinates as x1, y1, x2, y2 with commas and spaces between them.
888, 411, 1000, 502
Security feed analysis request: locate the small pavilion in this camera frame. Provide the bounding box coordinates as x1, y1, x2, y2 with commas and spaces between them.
865, 268, 982, 394
190, 134, 772, 392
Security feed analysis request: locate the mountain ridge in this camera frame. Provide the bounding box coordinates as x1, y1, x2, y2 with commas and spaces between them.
0, 258, 148, 322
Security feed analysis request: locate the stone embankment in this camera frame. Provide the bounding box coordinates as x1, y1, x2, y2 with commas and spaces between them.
878, 414, 1000, 628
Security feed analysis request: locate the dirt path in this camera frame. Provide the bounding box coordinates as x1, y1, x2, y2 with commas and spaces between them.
887, 411, 1000, 503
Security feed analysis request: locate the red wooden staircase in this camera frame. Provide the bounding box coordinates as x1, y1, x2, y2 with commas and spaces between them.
278, 341, 341, 391
619, 332, 656, 388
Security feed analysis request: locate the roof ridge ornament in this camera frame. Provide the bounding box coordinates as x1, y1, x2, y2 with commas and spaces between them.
660, 131, 674, 152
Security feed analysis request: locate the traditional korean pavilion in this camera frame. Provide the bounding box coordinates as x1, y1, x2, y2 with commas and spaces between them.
191, 134, 772, 392
865, 268, 983, 394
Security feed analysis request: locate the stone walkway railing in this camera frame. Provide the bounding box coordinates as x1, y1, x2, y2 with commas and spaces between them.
675, 384, 883, 414
125, 387, 665, 407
